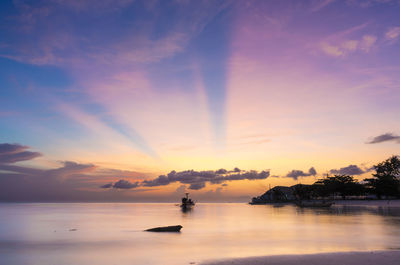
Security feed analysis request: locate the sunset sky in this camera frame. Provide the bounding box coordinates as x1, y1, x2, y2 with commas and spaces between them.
1, 0, 399, 202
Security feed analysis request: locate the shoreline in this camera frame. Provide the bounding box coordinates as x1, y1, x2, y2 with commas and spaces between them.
333, 200, 400, 207
201, 250, 400, 265
249, 199, 400, 207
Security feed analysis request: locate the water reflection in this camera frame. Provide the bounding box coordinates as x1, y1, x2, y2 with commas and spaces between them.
0, 203, 399, 265
181, 206, 193, 214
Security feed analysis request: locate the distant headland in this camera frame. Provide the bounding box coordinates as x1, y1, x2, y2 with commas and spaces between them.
250, 155, 400, 205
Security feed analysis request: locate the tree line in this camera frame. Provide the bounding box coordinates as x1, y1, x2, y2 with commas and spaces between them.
294, 156, 400, 200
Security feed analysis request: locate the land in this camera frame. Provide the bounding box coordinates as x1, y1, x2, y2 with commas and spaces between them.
249, 199, 400, 207
201, 250, 400, 265
333, 199, 400, 207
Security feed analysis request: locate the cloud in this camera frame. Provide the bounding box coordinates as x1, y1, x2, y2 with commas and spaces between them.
310, 0, 336, 12
216, 168, 228, 174
174, 184, 186, 194
285, 167, 317, 180
0, 158, 112, 201
0, 143, 42, 164
0, 143, 27, 153
100, 183, 113, 189
3, 0, 231, 67
320, 34, 377, 57
112, 179, 140, 189
320, 42, 344, 56
346, 0, 397, 8
189, 182, 206, 190
0, 160, 96, 179
0, 144, 150, 201
359, 35, 377, 52
142, 168, 270, 190
0, 144, 270, 201
46, 161, 96, 177
46, 0, 135, 12
385, 26, 400, 41
329, 164, 367, 175
100, 179, 140, 189
366, 133, 400, 144
342, 40, 359, 51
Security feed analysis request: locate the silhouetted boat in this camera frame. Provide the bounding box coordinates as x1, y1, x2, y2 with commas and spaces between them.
295, 200, 333, 208
180, 193, 195, 210
145, 225, 182, 232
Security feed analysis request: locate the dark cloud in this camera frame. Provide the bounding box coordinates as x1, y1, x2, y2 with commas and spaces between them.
0, 159, 114, 201
101, 179, 140, 189
112, 179, 139, 189
329, 164, 367, 175
0, 143, 42, 164
142, 168, 270, 190
0, 143, 27, 154
100, 183, 113, 189
189, 182, 206, 190
143, 174, 170, 187
0, 144, 148, 201
0, 160, 96, 179
100, 179, 140, 190
285, 167, 317, 180
216, 168, 228, 174
366, 133, 400, 144
46, 161, 96, 177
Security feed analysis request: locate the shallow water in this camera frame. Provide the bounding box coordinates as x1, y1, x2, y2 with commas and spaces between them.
0, 203, 400, 265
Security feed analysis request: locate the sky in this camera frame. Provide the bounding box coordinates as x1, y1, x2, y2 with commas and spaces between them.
0, 0, 400, 202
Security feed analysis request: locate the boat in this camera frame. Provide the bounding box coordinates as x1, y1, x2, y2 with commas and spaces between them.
295, 200, 334, 208
180, 193, 195, 210
145, 225, 182, 232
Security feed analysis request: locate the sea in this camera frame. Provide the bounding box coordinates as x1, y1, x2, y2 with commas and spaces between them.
0, 202, 400, 265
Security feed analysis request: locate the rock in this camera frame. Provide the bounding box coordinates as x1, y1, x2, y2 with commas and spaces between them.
145, 225, 182, 232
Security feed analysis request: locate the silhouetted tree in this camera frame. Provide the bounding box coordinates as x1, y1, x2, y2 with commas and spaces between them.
364, 156, 400, 199
272, 188, 286, 201
293, 184, 320, 200
315, 174, 364, 199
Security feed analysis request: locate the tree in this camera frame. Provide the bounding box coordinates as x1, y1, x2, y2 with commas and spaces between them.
293, 184, 314, 200
314, 174, 364, 199
364, 156, 400, 199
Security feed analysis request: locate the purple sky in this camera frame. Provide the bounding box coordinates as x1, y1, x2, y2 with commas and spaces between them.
0, 0, 399, 201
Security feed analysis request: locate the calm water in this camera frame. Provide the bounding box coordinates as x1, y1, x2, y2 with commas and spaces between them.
1, 203, 400, 265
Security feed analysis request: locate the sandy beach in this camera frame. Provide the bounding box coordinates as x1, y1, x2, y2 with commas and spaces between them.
201, 251, 400, 265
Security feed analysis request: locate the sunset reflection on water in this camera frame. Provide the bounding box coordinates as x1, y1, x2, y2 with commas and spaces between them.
0, 203, 399, 265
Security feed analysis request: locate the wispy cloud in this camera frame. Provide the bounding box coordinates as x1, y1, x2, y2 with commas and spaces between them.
366, 133, 400, 144
385, 26, 400, 41
346, 0, 398, 8
0, 143, 42, 164
310, 0, 336, 12
320, 34, 377, 57
3, 0, 231, 68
